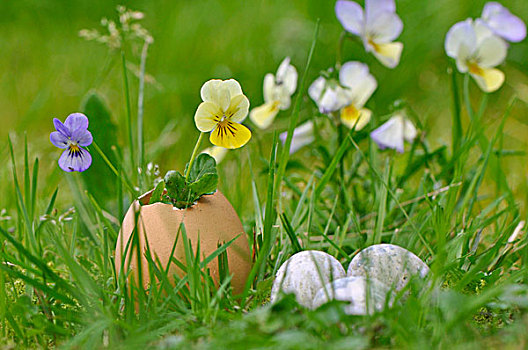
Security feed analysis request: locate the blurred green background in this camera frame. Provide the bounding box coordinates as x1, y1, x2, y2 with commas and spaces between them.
0, 0, 527, 212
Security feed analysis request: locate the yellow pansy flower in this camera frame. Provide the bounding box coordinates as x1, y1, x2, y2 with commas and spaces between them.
194, 79, 251, 149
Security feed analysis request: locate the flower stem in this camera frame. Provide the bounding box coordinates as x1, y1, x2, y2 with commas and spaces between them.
137, 40, 150, 171
121, 50, 135, 177
185, 132, 205, 180
336, 31, 346, 69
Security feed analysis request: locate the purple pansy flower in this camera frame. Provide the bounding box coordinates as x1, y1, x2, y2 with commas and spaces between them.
50, 113, 93, 172
480, 2, 526, 43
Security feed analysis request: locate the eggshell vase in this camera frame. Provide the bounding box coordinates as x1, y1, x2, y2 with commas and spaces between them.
271, 250, 346, 308
115, 190, 251, 294
347, 244, 429, 292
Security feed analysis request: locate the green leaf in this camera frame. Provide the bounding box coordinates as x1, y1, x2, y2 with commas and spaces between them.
80, 91, 118, 201
164, 171, 186, 199
188, 153, 217, 183
189, 172, 218, 196
148, 180, 166, 204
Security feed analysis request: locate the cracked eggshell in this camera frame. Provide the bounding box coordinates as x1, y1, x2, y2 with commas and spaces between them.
312, 276, 391, 315
347, 244, 429, 292
115, 190, 251, 294
271, 250, 345, 308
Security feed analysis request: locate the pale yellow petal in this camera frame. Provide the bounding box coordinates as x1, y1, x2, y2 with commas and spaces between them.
340, 105, 371, 131
226, 94, 250, 123
194, 101, 221, 132
471, 67, 504, 92
370, 41, 403, 69
200, 79, 230, 111
210, 121, 252, 149
249, 102, 280, 129
222, 79, 243, 98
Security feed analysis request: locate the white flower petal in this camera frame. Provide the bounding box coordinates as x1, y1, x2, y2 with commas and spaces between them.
277, 59, 298, 96
335, 0, 365, 36
340, 61, 377, 107
476, 34, 507, 68
280, 121, 314, 154
371, 115, 405, 153
308, 77, 326, 106
474, 18, 495, 44
445, 19, 476, 59
200, 79, 230, 111
403, 118, 417, 142
366, 11, 403, 43
263, 73, 276, 103
365, 0, 396, 22
339, 61, 369, 88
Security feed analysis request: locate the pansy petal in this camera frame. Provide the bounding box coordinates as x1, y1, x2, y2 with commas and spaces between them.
277, 59, 298, 96
471, 67, 505, 93
222, 79, 244, 99
476, 35, 507, 68
201, 79, 230, 111
370, 41, 403, 68
339, 61, 369, 88
53, 118, 70, 137
58, 147, 92, 172
194, 101, 222, 132
319, 88, 341, 114
210, 121, 251, 149
482, 2, 526, 42
71, 129, 93, 147
445, 19, 476, 58
370, 115, 405, 153
365, 0, 396, 22
250, 102, 280, 129
403, 119, 417, 142
308, 76, 326, 104
341, 106, 371, 131
335, 0, 365, 36
50, 131, 69, 149
280, 121, 314, 154
367, 11, 403, 43
340, 62, 377, 106
227, 94, 250, 123
64, 113, 89, 132
263, 73, 276, 103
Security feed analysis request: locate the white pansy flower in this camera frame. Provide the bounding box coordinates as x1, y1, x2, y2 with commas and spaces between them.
250, 57, 298, 129
335, 0, 404, 68
370, 114, 417, 153
445, 19, 507, 92
280, 121, 314, 154
309, 62, 376, 130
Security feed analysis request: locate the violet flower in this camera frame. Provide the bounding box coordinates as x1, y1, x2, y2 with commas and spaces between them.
50, 113, 93, 172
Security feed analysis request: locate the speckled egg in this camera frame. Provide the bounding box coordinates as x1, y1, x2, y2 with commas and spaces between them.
312, 276, 391, 315
347, 244, 429, 292
270, 250, 346, 308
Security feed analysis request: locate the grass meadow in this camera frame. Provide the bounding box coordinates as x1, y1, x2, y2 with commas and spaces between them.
1, 0, 528, 348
